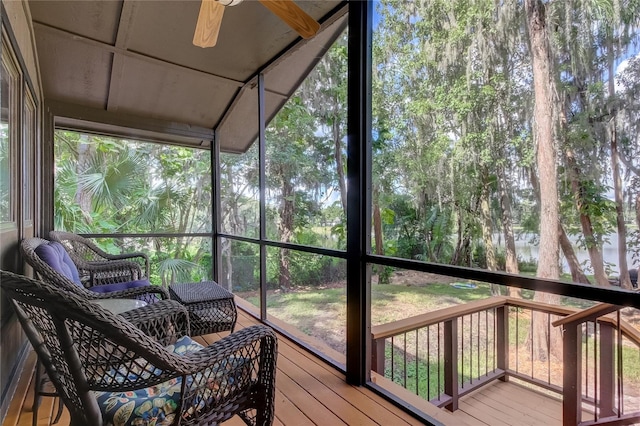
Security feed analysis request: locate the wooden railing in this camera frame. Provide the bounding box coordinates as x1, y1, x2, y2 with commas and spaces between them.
552, 304, 640, 425
371, 296, 640, 425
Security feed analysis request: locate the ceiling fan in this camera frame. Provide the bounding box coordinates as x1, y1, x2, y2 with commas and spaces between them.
193, 0, 321, 48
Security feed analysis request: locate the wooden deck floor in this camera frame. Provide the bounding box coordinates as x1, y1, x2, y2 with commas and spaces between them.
452, 381, 576, 425
3, 303, 577, 426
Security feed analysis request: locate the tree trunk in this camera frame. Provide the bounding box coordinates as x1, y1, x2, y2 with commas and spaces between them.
75, 134, 94, 224
526, 0, 562, 360
481, 180, 496, 271
222, 239, 233, 292
608, 42, 631, 289
498, 164, 521, 297
610, 123, 631, 288
227, 166, 242, 235
462, 224, 473, 267
372, 186, 387, 284
527, 0, 559, 280
278, 179, 294, 291
480, 177, 499, 295
452, 206, 464, 266
636, 193, 640, 231
333, 119, 347, 214
559, 223, 591, 284
565, 149, 610, 285
530, 163, 590, 285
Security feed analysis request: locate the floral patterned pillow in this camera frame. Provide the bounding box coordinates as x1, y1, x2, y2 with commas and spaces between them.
95, 336, 251, 426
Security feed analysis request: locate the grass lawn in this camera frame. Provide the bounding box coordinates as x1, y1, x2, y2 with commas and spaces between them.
242, 273, 496, 353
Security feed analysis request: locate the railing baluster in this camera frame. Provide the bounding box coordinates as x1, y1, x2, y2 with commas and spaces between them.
547, 312, 551, 385
391, 336, 395, 382
493, 306, 500, 371
516, 307, 519, 374
496, 305, 508, 382
530, 308, 534, 378
444, 319, 458, 411
371, 337, 385, 375
415, 329, 419, 396
437, 322, 441, 401
469, 313, 473, 385
403, 333, 407, 388
477, 311, 481, 378
461, 316, 465, 389
485, 309, 489, 376
594, 321, 598, 422
586, 322, 589, 400
402, 333, 407, 389
562, 322, 582, 425
617, 309, 623, 417
427, 325, 431, 400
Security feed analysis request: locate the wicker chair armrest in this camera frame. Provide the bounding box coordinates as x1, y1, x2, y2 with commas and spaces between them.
184, 325, 276, 373
104, 251, 148, 262
86, 326, 275, 391
177, 325, 277, 423
77, 260, 144, 286
120, 300, 190, 346
99, 252, 150, 277
87, 284, 169, 303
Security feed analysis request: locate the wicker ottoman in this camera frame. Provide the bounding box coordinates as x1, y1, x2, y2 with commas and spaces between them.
168, 281, 237, 336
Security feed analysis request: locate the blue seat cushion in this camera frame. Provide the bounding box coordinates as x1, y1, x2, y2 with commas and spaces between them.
34, 241, 150, 293
34, 241, 82, 286
95, 336, 250, 426
89, 279, 150, 294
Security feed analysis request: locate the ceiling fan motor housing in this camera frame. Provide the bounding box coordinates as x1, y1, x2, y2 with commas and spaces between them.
217, 0, 243, 6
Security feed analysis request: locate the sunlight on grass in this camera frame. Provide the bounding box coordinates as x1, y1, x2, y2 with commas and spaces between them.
243, 278, 498, 354
372, 282, 492, 325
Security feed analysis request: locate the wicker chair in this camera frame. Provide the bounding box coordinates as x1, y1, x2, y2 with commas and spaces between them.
21, 237, 168, 303
49, 231, 150, 287
1, 270, 278, 426
22, 237, 172, 425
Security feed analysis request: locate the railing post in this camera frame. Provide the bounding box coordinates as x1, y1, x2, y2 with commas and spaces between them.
371, 336, 385, 375
496, 305, 509, 381
562, 324, 582, 426
444, 318, 458, 411
599, 322, 615, 418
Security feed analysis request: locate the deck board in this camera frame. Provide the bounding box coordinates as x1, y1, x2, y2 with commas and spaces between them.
451, 380, 593, 425
477, 381, 563, 422
469, 385, 557, 425
4, 351, 36, 426
7, 304, 582, 426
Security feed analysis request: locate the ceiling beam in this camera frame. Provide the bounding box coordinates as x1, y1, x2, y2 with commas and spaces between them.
114, 0, 137, 48
33, 22, 245, 89
49, 99, 214, 147
107, 0, 139, 112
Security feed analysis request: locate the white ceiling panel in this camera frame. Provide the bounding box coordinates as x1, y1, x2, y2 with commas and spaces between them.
35, 32, 112, 108
126, 1, 302, 81
29, 0, 122, 44
113, 56, 239, 128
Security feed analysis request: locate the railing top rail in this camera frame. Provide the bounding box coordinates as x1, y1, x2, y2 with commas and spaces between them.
583, 311, 640, 348
552, 303, 621, 328
372, 295, 640, 349
372, 296, 508, 340
502, 297, 577, 316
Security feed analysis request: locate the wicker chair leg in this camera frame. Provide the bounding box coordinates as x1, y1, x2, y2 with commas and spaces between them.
33, 356, 62, 426
32, 359, 41, 426
52, 397, 64, 424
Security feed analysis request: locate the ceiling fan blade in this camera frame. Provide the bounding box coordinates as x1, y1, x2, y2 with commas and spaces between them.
193, 0, 225, 48
258, 0, 320, 39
